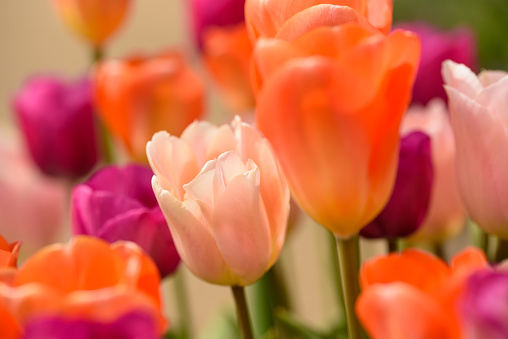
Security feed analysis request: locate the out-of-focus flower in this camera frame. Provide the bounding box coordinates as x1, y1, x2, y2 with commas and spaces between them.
0, 235, 21, 285
72, 164, 180, 278
190, 0, 246, 48
357, 247, 488, 339
13, 76, 99, 178
442, 61, 508, 239
397, 22, 477, 106
95, 51, 204, 160
202, 23, 255, 113
360, 131, 433, 239
460, 270, 508, 339
23, 311, 159, 339
0, 236, 165, 336
402, 99, 466, 242
245, 0, 393, 42
52, 0, 131, 47
147, 117, 289, 286
255, 23, 420, 237
0, 131, 66, 253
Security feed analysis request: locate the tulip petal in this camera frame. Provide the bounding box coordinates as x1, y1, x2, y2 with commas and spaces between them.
357, 283, 456, 339
442, 60, 483, 98
0, 302, 19, 339
478, 70, 507, 88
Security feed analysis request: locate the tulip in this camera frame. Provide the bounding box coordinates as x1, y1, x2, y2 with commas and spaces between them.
401, 99, 466, 242
0, 236, 165, 334
146, 117, 289, 286
24, 311, 159, 339
0, 235, 21, 285
255, 23, 420, 237
202, 23, 256, 113
52, 0, 131, 47
397, 22, 477, 106
442, 61, 508, 239
72, 164, 180, 278
94, 51, 204, 160
190, 0, 246, 48
460, 270, 508, 339
13, 75, 99, 178
360, 131, 433, 239
0, 130, 66, 253
357, 247, 488, 339
245, 0, 393, 42
0, 303, 19, 339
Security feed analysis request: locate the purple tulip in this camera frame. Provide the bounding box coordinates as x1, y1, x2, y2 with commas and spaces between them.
24, 311, 159, 339
190, 0, 245, 47
397, 22, 477, 106
460, 270, 508, 339
360, 131, 434, 239
13, 76, 99, 178
72, 164, 180, 278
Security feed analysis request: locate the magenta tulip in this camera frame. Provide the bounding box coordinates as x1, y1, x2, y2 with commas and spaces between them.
360, 131, 433, 239
398, 22, 477, 105
72, 164, 180, 278
13, 75, 99, 178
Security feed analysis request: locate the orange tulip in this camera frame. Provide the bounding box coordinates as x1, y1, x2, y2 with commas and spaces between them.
94, 51, 205, 160
256, 23, 420, 237
0, 303, 19, 339
0, 236, 20, 286
357, 247, 488, 339
202, 23, 256, 113
0, 236, 165, 334
52, 0, 131, 47
245, 0, 393, 42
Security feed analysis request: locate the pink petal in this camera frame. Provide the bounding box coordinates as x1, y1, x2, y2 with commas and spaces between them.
442, 60, 483, 98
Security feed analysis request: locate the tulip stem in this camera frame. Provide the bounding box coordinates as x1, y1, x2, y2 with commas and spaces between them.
494, 238, 508, 263
92, 47, 104, 64
336, 234, 364, 339
387, 238, 398, 253
174, 268, 192, 339
232, 286, 254, 339
328, 231, 345, 311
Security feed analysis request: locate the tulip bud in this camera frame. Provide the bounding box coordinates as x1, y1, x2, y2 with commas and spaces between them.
13, 76, 99, 178
360, 131, 433, 239
72, 164, 180, 278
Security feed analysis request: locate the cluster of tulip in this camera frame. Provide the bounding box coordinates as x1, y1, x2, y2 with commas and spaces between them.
1, 0, 508, 338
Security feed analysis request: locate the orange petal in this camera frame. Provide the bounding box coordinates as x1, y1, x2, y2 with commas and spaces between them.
450, 247, 488, 274
0, 302, 19, 339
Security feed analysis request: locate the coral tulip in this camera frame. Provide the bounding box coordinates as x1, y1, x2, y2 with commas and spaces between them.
360, 131, 433, 239
0, 235, 21, 285
13, 76, 99, 178
52, 0, 131, 47
401, 99, 466, 241
0, 236, 165, 334
357, 247, 488, 339
442, 61, 508, 239
397, 22, 477, 106
95, 51, 204, 160
255, 23, 420, 237
245, 0, 393, 42
190, 0, 246, 48
202, 23, 256, 112
0, 130, 66, 252
146, 117, 289, 286
72, 164, 180, 278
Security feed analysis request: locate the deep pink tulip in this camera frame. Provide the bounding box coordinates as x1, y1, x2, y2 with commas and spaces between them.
190, 0, 246, 47
13, 76, 99, 178
443, 61, 508, 239
360, 131, 433, 239
72, 164, 180, 278
398, 22, 477, 105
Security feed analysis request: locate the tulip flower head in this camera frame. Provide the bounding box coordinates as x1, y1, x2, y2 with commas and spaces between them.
146, 117, 289, 286
360, 131, 433, 239
255, 23, 420, 237
0, 235, 21, 285
72, 164, 180, 278
52, 0, 131, 47
95, 51, 205, 160
442, 61, 508, 239
402, 99, 466, 242
13, 75, 99, 178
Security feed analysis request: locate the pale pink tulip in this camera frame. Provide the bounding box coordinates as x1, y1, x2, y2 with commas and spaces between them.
146, 117, 289, 286
442, 60, 508, 238
401, 99, 466, 241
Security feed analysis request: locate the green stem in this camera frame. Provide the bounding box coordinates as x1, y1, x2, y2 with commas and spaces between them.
433, 242, 446, 261
336, 234, 363, 339
328, 231, 345, 312
494, 237, 508, 262
92, 46, 104, 64
232, 286, 254, 339
173, 269, 192, 339
387, 238, 398, 253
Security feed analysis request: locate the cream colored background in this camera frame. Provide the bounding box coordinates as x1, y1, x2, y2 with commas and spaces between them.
0, 2, 388, 336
